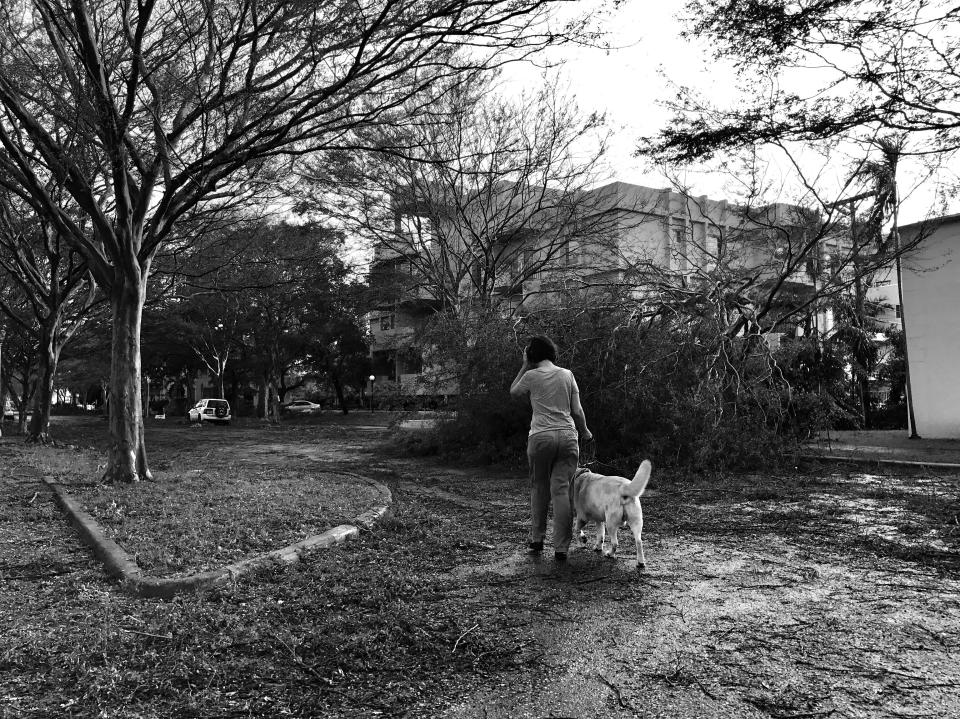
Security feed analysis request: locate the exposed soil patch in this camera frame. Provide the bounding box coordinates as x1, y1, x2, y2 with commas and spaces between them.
2, 420, 959, 718
369, 458, 959, 718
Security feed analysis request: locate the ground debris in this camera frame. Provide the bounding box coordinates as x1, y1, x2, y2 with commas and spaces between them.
4, 424, 960, 718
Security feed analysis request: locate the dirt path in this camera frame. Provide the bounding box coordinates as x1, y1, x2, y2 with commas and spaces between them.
380, 458, 960, 718
2, 420, 960, 718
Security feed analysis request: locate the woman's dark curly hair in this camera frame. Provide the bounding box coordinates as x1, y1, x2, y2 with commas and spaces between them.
525, 335, 558, 363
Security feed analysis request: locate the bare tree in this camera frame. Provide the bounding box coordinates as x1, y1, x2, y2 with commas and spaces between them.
301, 77, 623, 396
0, 301, 36, 434
609, 141, 924, 431
0, 0, 585, 482
306, 78, 615, 317
0, 190, 98, 441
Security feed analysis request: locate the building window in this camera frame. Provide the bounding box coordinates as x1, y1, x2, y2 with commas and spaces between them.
895, 304, 901, 319
523, 248, 539, 278
705, 230, 719, 258
380, 314, 395, 330
399, 214, 435, 252
671, 226, 688, 272
671, 227, 684, 251
506, 251, 524, 277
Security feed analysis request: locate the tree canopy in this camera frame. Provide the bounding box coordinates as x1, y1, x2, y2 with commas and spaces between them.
645, 0, 959, 176
0, 0, 588, 481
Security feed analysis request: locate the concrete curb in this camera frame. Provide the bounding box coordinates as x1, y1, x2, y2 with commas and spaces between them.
338, 472, 393, 529
44, 478, 142, 581
42, 474, 392, 599
800, 454, 960, 471
342, 472, 394, 529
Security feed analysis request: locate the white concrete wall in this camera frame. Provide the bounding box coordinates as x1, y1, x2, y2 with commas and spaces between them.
901, 219, 960, 438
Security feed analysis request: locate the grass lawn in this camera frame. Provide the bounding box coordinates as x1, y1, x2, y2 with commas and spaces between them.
6, 415, 392, 577
1, 416, 536, 718
3, 416, 960, 718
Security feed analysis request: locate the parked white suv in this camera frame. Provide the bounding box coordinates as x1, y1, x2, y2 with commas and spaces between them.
188, 398, 231, 425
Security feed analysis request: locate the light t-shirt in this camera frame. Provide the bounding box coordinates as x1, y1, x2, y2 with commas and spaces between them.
513, 365, 579, 436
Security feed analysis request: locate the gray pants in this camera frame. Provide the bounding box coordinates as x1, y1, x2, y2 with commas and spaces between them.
527, 429, 579, 552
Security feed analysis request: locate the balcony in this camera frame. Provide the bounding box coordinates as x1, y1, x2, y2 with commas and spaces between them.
373, 243, 422, 263
370, 322, 416, 348
372, 324, 415, 339
370, 285, 441, 311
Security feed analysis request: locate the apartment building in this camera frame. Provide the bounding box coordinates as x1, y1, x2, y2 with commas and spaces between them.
367, 180, 841, 387
367, 222, 436, 387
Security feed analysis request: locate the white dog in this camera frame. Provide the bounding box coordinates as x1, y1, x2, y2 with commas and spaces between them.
571, 460, 651, 568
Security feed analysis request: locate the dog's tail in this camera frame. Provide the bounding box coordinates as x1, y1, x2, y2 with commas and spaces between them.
621, 459, 652, 500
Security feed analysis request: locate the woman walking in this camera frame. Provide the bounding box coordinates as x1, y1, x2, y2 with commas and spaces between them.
510, 336, 592, 562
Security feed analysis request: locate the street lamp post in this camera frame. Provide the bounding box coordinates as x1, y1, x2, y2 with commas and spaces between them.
368, 375, 376, 413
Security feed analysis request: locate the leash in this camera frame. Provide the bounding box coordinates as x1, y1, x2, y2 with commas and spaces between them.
578, 437, 626, 473
579, 436, 597, 467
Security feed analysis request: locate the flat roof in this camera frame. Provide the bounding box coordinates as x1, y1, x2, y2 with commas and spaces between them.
900, 212, 960, 232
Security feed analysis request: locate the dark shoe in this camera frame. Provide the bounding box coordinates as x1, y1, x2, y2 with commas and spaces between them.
555, 552, 567, 562
527, 541, 543, 554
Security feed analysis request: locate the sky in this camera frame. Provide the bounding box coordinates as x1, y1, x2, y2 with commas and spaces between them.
501, 0, 715, 188
499, 0, 959, 225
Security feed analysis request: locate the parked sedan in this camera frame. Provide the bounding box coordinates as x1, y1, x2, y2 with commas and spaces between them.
188, 398, 232, 425
282, 399, 322, 415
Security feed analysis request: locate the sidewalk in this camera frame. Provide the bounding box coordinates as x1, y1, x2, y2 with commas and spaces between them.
805, 429, 960, 469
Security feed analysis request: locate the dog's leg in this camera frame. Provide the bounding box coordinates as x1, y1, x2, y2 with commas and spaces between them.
628, 505, 646, 569
631, 521, 646, 569
593, 522, 605, 553
574, 515, 587, 546
603, 512, 620, 558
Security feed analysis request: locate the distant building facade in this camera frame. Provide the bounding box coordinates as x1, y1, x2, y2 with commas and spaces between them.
367, 180, 842, 389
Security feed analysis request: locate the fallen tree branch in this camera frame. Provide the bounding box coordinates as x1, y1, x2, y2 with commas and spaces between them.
597, 673, 634, 710
452, 623, 479, 653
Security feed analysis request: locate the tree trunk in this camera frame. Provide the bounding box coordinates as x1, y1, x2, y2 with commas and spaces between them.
143, 374, 150, 417
26, 324, 59, 443
858, 373, 871, 429
0, 333, 5, 437
330, 374, 349, 415
257, 376, 267, 418
10, 359, 35, 436
227, 374, 239, 415
16, 375, 31, 434
267, 379, 282, 423
852, 265, 872, 429
103, 278, 152, 483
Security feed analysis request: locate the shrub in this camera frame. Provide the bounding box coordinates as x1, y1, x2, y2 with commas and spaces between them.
401, 302, 841, 473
